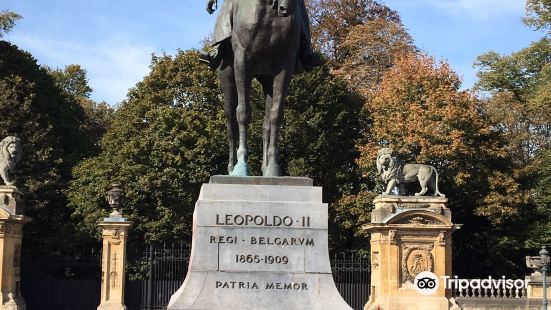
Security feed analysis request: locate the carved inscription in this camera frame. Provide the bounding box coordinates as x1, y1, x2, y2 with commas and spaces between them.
215, 281, 309, 291
209, 235, 315, 247
211, 212, 317, 291
215, 214, 311, 227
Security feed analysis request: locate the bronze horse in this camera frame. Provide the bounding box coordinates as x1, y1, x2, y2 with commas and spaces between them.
217, 0, 301, 176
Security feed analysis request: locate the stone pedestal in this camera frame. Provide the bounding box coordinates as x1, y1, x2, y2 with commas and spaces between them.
98, 218, 132, 310
0, 186, 31, 310
168, 176, 352, 310
526, 275, 551, 299
363, 196, 461, 310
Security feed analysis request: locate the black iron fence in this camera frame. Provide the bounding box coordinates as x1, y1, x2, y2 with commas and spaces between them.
22, 244, 370, 310
21, 248, 102, 310
125, 244, 191, 310
331, 252, 371, 309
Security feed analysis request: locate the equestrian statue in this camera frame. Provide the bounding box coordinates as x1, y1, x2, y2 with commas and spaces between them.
200, 0, 322, 176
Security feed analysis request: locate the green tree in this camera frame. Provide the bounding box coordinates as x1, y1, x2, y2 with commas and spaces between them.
67, 50, 228, 243
465, 1, 551, 276
48, 64, 93, 98
0, 40, 91, 249
48, 65, 113, 154
527, 150, 551, 247
475, 39, 551, 167
283, 65, 364, 204
525, 0, 551, 30
0, 10, 21, 37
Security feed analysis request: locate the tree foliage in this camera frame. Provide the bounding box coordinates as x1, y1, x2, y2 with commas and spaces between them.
282, 65, 364, 204
0, 41, 92, 249
333, 17, 415, 91
306, 0, 414, 95
49, 65, 93, 99
306, 0, 401, 63
475, 39, 551, 167
525, 0, 551, 31
352, 53, 525, 275
48, 65, 113, 154
527, 150, 551, 247
0, 10, 21, 38
474, 7, 551, 268
67, 50, 227, 243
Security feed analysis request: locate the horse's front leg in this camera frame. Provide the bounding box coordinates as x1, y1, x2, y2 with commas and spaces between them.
231, 52, 252, 176
257, 75, 274, 175
265, 68, 293, 177
219, 66, 238, 174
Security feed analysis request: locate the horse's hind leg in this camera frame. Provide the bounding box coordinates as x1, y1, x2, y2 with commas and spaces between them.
257, 75, 274, 175
265, 68, 293, 177
232, 52, 252, 176
219, 67, 238, 174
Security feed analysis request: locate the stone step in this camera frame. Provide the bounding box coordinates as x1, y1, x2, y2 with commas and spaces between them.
198, 183, 322, 203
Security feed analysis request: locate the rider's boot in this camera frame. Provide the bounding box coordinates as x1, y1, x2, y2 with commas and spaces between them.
299, 36, 323, 72
301, 50, 323, 71
199, 44, 223, 70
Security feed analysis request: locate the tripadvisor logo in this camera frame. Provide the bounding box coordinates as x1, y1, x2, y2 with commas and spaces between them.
414, 271, 439, 296
414, 272, 529, 296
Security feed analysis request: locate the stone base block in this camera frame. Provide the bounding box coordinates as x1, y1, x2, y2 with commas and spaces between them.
363, 196, 461, 310
526, 275, 551, 299
97, 301, 127, 310
169, 271, 350, 309
0, 298, 26, 310
168, 177, 351, 310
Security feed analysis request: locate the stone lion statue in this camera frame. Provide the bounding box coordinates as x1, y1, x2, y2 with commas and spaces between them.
376, 148, 444, 197
0, 136, 22, 186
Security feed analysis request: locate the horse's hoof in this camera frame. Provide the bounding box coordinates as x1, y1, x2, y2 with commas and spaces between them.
263, 164, 281, 177
230, 161, 250, 176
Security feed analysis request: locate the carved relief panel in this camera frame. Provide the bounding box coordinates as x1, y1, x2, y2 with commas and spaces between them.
401, 244, 434, 284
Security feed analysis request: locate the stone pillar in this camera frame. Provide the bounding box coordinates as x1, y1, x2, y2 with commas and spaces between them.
0, 186, 31, 310
363, 196, 461, 310
526, 255, 551, 300
526, 276, 551, 299
97, 218, 132, 310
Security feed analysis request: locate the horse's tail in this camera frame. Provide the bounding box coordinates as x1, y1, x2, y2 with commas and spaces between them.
431, 166, 445, 197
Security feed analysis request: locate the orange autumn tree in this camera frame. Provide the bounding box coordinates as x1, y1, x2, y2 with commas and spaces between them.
333, 18, 414, 92
306, 0, 401, 63
335, 53, 525, 275
358, 53, 522, 217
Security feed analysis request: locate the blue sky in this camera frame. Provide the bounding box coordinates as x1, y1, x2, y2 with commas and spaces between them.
3, 0, 544, 105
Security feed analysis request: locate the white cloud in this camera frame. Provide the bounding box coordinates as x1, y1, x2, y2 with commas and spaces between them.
14, 35, 154, 105
423, 0, 525, 19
